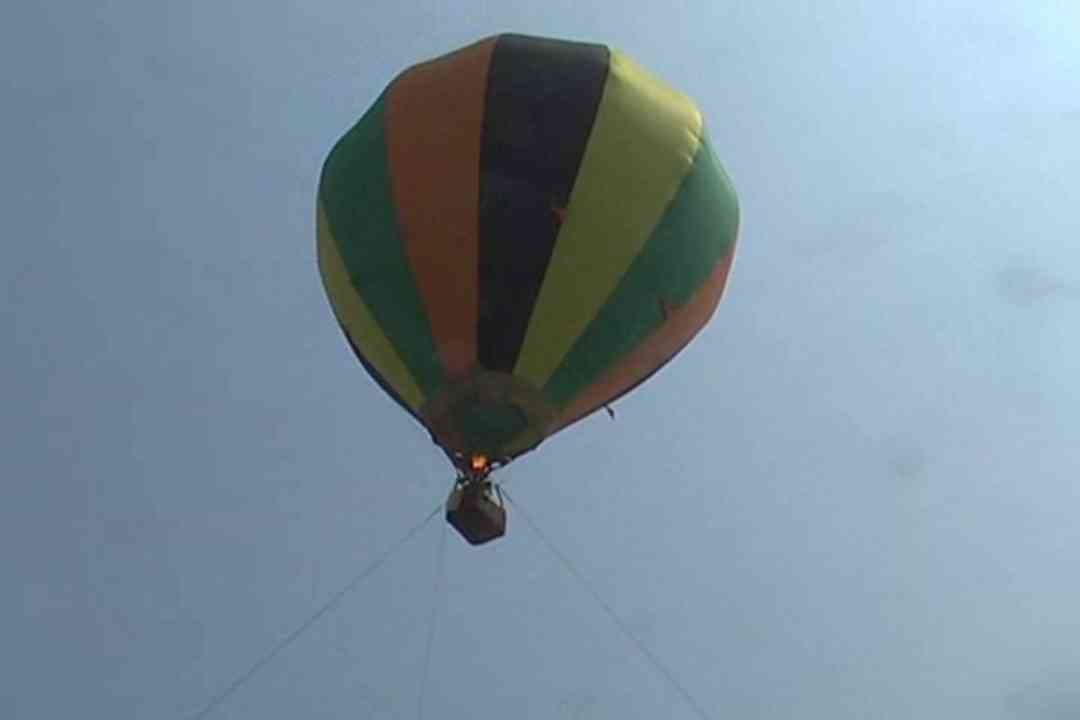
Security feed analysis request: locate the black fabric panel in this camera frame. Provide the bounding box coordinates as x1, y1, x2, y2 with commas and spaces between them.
478, 34, 610, 372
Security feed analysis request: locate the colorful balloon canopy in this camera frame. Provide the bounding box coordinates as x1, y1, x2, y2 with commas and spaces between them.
316, 33, 739, 471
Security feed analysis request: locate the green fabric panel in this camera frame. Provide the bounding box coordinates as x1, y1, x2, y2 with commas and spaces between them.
317, 204, 426, 412
319, 91, 445, 399
543, 134, 739, 408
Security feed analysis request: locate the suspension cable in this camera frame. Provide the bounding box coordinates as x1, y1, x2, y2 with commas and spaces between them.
416, 519, 449, 720
186, 502, 443, 720
502, 488, 716, 720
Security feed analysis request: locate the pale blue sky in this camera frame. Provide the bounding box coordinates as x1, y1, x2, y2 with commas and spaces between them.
4, 2, 1079, 718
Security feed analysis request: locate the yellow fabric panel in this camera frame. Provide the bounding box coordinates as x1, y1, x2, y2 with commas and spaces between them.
513, 50, 703, 388
316, 202, 426, 411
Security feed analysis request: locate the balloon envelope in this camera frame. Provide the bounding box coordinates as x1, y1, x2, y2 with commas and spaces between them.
317, 33, 739, 470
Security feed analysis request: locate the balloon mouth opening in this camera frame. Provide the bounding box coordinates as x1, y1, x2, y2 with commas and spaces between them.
421, 369, 557, 466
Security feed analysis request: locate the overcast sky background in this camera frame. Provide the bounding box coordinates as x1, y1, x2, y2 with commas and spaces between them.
4, 1, 1079, 718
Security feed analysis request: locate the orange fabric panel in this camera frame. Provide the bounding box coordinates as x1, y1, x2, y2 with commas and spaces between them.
551, 249, 736, 432
386, 38, 495, 378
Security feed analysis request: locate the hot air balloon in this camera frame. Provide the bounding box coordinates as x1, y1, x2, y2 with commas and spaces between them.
316, 33, 739, 544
